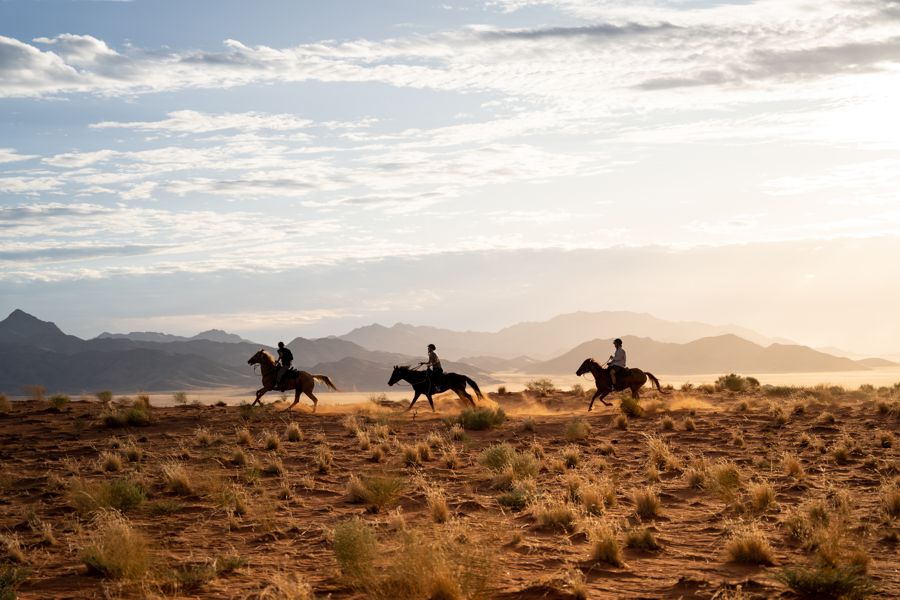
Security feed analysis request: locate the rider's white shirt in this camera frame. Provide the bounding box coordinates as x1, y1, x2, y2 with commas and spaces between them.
610, 347, 626, 368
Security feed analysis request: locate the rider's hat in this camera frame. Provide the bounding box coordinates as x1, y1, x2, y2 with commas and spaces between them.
427, 343, 436, 351
613, 338, 622, 345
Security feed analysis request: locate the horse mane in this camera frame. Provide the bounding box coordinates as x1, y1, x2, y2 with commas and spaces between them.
258, 349, 276, 365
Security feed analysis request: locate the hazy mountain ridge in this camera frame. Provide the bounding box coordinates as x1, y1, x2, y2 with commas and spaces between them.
526, 334, 872, 376
339, 311, 791, 360
96, 329, 254, 344
0, 310, 491, 393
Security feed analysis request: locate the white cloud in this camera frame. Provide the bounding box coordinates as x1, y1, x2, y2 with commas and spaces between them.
0, 148, 37, 164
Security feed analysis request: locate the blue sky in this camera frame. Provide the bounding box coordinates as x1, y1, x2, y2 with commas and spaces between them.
2, 0, 900, 355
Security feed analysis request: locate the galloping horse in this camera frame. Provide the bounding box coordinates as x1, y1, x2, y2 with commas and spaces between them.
576, 358, 665, 411
388, 366, 485, 412
248, 349, 338, 412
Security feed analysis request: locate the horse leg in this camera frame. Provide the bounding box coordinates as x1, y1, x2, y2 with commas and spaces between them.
589, 389, 611, 411
404, 391, 421, 412
426, 393, 435, 412
304, 390, 319, 413
252, 387, 267, 406
456, 388, 475, 409
283, 387, 301, 412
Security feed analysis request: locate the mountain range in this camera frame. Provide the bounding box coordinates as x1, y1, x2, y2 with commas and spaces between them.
337, 311, 792, 360
0, 309, 892, 395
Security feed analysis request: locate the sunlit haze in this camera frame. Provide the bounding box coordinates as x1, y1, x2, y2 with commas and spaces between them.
2, 0, 899, 355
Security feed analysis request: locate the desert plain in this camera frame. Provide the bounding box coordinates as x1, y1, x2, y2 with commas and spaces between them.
0, 379, 898, 599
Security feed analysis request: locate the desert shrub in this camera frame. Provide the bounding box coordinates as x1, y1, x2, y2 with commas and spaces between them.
564, 418, 591, 442
614, 414, 628, 430
333, 517, 378, 581
563, 445, 580, 469
498, 486, 531, 511
661, 415, 674, 430
285, 422, 302, 442
236, 427, 253, 446
173, 391, 188, 405
441, 445, 460, 469
424, 485, 450, 523
748, 481, 776, 512
708, 460, 742, 497
95, 390, 113, 403
478, 443, 515, 471
877, 431, 893, 448
775, 565, 875, 600
765, 385, 796, 398
525, 378, 557, 397
256, 572, 315, 600
70, 478, 146, 514
455, 407, 506, 430
99, 451, 123, 473
632, 487, 661, 518
316, 444, 333, 473
532, 498, 577, 532
262, 430, 281, 451
347, 474, 405, 512
263, 456, 284, 476
625, 527, 661, 552
819, 411, 836, 425
715, 374, 748, 393
680, 382, 694, 392
496, 386, 507, 394
697, 384, 716, 394
587, 519, 623, 566
0, 534, 24, 564
619, 396, 643, 417
581, 478, 616, 514
102, 406, 151, 428
645, 434, 681, 470
881, 482, 900, 518
725, 524, 775, 565
81, 511, 150, 580
0, 394, 10, 414
162, 462, 193, 495
683, 416, 696, 431
0, 565, 28, 600
49, 394, 69, 410
522, 417, 535, 432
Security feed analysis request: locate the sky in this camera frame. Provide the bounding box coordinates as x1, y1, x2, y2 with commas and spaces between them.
1, 0, 899, 355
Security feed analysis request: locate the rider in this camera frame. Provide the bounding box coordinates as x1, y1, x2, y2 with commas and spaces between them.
606, 338, 626, 388
274, 341, 293, 390
419, 343, 443, 392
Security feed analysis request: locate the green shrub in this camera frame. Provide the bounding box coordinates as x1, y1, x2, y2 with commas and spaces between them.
49, 394, 69, 410
333, 518, 378, 581
619, 396, 643, 418
525, 378, 556, 397
70, 478, 146, 514
715, 374, 748, 393
455, 407, 506, 430
564, 418, 591, 442
347, 475, 405, 512
775, 565, 875, 599
0, 566, 29, 600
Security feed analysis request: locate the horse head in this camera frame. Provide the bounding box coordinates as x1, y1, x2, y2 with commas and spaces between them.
387, 365, 402, 386
248, 349, 267, 366
575, 358, 595, 376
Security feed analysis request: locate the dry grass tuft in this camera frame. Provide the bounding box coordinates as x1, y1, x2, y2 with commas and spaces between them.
645, 434, 681, 471
285, 422, 302, 442
347, 474, 405, 512
632, 487, 661, 519
564, 418, 591, 442
262, 430, 281, 451
661, 415, 674, 430
725, 523, 776, 565
80, 511, 150, 580
162, 461, 193, 495
748, 480, 776, 512
69, 477, 146, 514
619, 396, 643, 417
99, 451, 123, 473
775, 564, 874, 600
0, 393, 11, 414
563, 445, 580, 469
236, 427, 253, 446
532, 498, 577, 532
614, 414, 628, 430
424, 484, 450, 523
1, 533, 25, 563
881, 481, 900, 518
683, 416, 696, 431
254, 572, 315, 600
587, 519, 624, 566
625, 526, 662, 552
315, 444, 333, 474
783, 453, 805, 479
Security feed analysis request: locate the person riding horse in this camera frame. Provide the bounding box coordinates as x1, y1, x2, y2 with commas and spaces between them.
274, 341, 293, 390
606, 338, 626, 387
418, 343, 443, 393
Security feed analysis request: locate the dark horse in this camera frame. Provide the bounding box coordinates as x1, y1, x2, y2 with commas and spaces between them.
575, 358, 665, 411
248, 349, 338, 412
388, 365, 485, 412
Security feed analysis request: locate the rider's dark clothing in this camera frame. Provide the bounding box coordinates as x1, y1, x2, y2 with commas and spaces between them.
275, 346, 294, 389
425, 350, 443, 392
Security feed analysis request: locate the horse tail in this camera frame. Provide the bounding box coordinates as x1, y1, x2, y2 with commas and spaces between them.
312, 375, 339, 391
463, 376, 485, 400
645, 372, 667, 394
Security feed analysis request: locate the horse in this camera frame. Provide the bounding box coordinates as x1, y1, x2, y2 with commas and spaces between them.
575, 358, 665, 411
247, 349, 338, 412
387, 365, 485, 412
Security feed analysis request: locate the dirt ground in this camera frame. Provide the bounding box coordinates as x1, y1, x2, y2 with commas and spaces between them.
0, 385, 897, 599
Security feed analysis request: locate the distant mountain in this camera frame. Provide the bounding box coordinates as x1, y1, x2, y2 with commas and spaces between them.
525, 334, 869, 375
856, 357, 898, 368
96, 329, 254, 344
0, 310, 489, 393
338, 311, 783, 360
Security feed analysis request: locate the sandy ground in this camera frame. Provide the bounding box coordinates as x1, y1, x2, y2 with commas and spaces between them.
0, 386, 897, 599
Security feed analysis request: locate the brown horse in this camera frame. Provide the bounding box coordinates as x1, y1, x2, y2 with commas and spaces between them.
388, 365, 484, 412
248, 349, 338, 412
575, 358, 664, 411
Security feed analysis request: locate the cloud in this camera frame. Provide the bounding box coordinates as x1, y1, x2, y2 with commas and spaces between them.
91, 110, 315, 134
0, 243, 165, 262
0, 148, 38, 164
